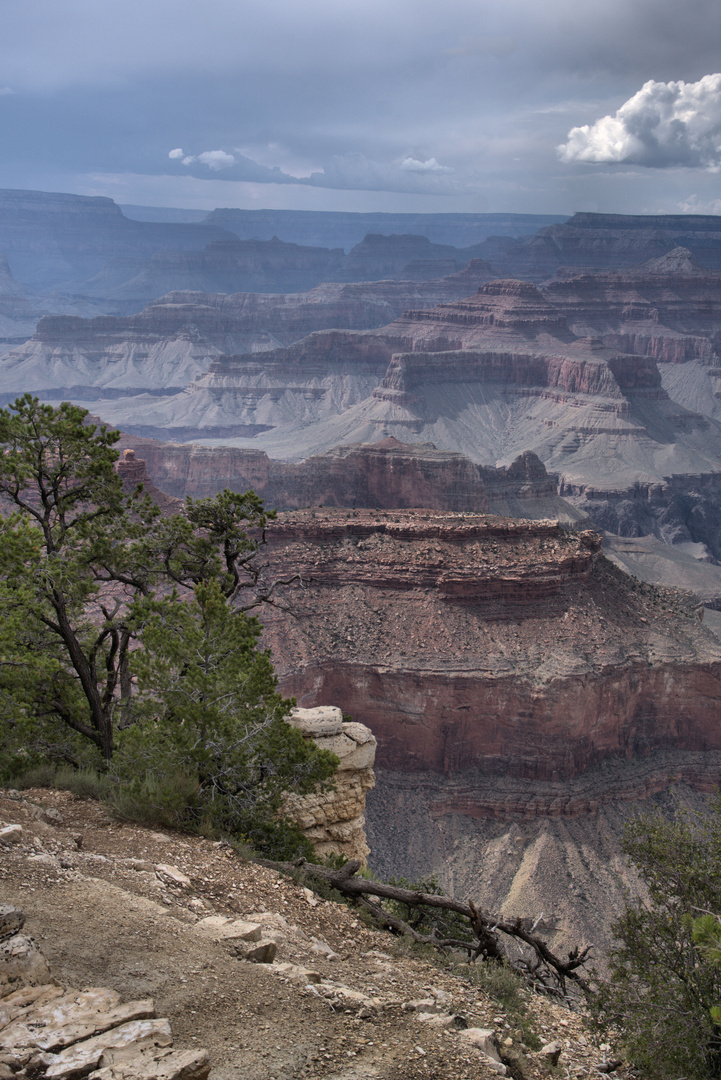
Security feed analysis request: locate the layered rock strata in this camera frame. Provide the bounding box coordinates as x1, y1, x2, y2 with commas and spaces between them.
485, 212, 721, 280
116, 434, 586, 524
0, 188, 232, 290
77, 234, 498, 305
284, 706, 377, 864
259, 509, 721, 790
0, 262, 495, 401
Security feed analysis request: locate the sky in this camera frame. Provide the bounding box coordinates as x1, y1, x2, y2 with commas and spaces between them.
2, 0, 721, 215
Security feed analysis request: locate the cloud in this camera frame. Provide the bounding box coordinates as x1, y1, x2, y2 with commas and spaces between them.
168, 145, 462, 194
197, 149, 236, 170
558, 73, 721, 167
400, 156, 453, 173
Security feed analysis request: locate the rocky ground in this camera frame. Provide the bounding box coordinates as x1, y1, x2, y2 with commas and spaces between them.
1, 788, 625, 1080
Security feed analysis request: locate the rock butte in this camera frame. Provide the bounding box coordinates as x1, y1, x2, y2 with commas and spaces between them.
258, 508, 721, 792
285, 706, 377, 865
115, 435, 586, 527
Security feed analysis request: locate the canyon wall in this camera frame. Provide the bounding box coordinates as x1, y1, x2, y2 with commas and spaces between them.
259, 509, 721, 788
116, 434, 586, 524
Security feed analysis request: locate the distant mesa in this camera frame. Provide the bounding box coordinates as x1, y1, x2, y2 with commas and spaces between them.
116, 432, 586, 526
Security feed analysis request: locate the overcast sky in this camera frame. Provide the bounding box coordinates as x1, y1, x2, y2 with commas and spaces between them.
2, 0, 721, 215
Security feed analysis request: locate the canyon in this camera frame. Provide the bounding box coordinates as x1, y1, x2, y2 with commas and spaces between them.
8, 196, 721, 951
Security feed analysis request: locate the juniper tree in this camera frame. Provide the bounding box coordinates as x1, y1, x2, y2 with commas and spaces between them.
0, 396, 334, 853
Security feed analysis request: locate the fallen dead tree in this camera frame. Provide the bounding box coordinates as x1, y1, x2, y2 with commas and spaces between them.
265, 857, 592, 998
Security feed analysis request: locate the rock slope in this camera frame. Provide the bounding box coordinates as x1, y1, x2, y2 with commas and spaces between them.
0, 263, 495, 402
0, 787, 610, 1079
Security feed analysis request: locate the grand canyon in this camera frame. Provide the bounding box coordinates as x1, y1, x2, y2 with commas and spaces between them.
6, 192, 721, 953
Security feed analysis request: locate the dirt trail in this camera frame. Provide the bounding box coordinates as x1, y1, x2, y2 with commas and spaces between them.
1, 788, 618, 1080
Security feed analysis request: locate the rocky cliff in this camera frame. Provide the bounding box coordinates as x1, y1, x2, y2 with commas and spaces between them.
0, 188, 233, 291
78, 235, 498, 306
485, 212, 721, 280
255, 507, 721, 944
284, 706, 377, 864
117, 434, 586, 525
0, 262, 496, 399
259, 509, 721, 785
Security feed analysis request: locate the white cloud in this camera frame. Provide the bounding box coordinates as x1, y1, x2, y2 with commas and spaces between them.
558, 73, 721, 168
168, 147, 184, 159
197, 149, 236, 170
400, 156, 453, 173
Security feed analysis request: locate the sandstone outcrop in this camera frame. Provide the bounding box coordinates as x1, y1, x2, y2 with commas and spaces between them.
284, 706, 376, 864
259, 509, 721, 790
114, 449, 181, 514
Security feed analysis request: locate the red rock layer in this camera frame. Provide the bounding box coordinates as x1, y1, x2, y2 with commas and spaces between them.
258, 509, 721, 792
116, 434, 565, 514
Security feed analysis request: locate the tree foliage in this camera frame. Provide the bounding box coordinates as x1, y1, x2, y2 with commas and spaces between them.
592, 804, 721, 1079
0, 395, 335, 856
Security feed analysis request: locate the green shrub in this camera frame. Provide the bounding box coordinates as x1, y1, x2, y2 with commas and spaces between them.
591, 803, 721, 1078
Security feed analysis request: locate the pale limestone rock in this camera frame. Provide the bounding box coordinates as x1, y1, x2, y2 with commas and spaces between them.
0, 936, 55, 999
288, 706, 343, 736
0, 908, 24, 942
88, 1046, 210, 1080
459, 1028, 503, 1063
237, 941, 276, 964
121, 859, 154, 872
0, 826, 22, 845
310, 938, 338, 961
154, 866, 191, 889
285, 706, 377, 864
0, 984, 64, 1029
0, 990, 155, 1052
272, 963, 322, 985
538, 1040, 562, 1065
42, 1019, 173, 1078
416, 1012, 455, 1028
193, 917, 261, 944
476, 1053, 507, 1076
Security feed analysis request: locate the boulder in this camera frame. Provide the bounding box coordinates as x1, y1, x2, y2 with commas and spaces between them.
0, 935, 55, 999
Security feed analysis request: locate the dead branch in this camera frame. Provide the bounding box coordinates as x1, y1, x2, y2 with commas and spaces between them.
262, 856, 592, 995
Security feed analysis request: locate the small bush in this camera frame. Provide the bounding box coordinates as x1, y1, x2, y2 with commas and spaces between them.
104, 771, 201, 829
462, 961, 542, 1050
6, 762, 61, 790
53, 767, 114, 800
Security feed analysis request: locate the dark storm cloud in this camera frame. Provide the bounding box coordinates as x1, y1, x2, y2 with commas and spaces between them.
2, 0, 721, 210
